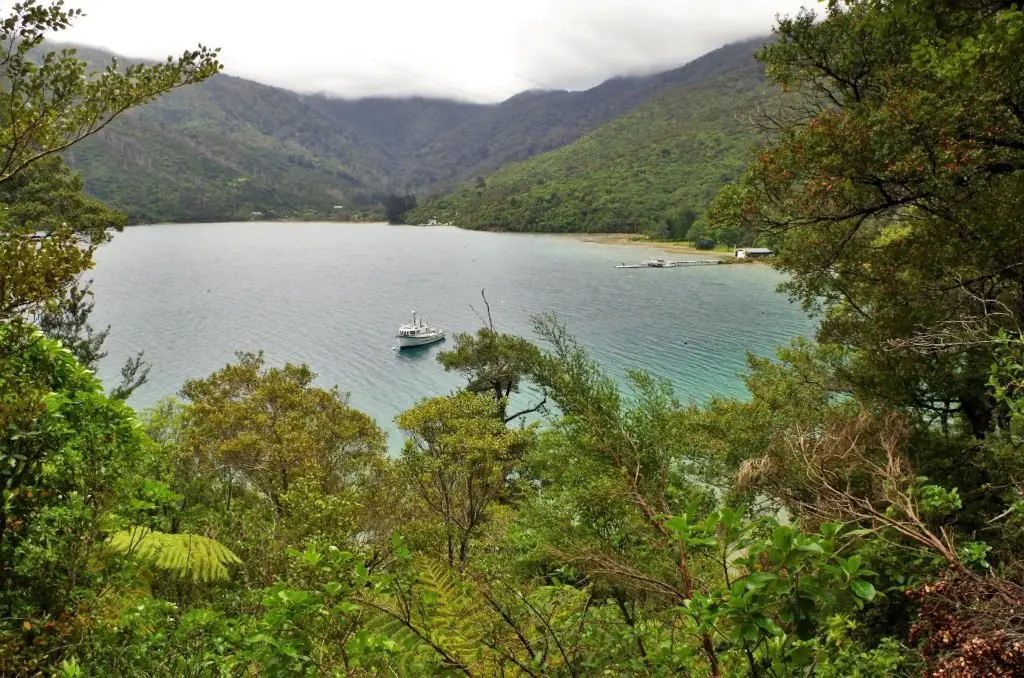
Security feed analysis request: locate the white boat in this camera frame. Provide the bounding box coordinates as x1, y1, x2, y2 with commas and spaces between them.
396, 311, 446, 348
644, 258, 672, 267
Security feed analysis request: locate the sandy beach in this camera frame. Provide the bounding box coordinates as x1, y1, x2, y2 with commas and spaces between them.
565, 233, 736, 258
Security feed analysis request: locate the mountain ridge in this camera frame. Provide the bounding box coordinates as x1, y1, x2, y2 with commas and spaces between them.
53, 38, 769, 224
409, 60, 771, 240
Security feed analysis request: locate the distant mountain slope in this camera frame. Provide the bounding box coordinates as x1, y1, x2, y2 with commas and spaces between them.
314, 96, 486, 161
65, 111, 360, 223
397, 37, 767, 189
409, 61, 770, 234
60, 46, 394, 223
53, 39, 768, 223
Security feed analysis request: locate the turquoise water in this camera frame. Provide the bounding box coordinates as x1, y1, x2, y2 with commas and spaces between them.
89, 223, 815, 449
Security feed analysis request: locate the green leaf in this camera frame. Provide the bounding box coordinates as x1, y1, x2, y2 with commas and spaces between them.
755, 616, 784, 636
743, 571, 779, 589
789, 644, 816, 666
851, 579, 876, 601
664, 515, 690, 535
794, 540, 825, 554
390, 532, 411, 559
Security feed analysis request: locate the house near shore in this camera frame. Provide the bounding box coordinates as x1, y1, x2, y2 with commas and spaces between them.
734, 247, 773, 259
8, 230, 54, 242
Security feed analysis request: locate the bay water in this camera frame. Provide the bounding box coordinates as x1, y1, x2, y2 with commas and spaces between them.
89, 222, 815, 450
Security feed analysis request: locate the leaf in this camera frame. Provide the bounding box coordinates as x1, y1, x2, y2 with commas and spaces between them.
743, 571, 779, 589
794, 541, 825, 554
755, 616, 784, 636
789, 644, 816, 667
391, 532, 411, 560
851, 579, 876, 601
818, 522, 841, 539
664, 515, 689, 535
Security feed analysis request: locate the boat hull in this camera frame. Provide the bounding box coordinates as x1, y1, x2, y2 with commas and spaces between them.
397, 332, 446, 348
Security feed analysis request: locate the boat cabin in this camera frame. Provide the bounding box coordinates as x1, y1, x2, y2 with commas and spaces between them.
734, 248, 773, 259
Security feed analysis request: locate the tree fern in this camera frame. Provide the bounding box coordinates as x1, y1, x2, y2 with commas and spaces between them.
360, 557, 504, 675
360, 610, 434, 677
416, 558, 492, 654
412, 559, 592, 675
108, 527, 242, 583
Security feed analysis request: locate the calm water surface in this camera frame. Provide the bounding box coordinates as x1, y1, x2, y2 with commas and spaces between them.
90, 222, 815, 449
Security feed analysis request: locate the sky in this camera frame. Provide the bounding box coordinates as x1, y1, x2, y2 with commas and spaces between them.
59, 0, 812, 103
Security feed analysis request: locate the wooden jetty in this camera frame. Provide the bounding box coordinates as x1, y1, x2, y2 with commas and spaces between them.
615, 259, 720, 269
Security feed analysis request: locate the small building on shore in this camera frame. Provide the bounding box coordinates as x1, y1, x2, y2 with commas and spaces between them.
734, 247, 773, 259
7, 230, 50, 242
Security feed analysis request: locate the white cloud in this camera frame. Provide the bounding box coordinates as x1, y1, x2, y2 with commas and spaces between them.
58, 0, 810, 102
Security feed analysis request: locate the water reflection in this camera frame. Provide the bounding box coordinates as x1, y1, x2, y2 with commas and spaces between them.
393, 339, 447, 363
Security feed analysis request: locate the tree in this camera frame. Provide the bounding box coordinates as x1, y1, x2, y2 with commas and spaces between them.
437, 292, 546, 423
0, 153, 152, 398
35, 277, 151, 400
0, 153, 125, 234
396, 392, 535, 568
0, 2, 220, 182
0, 0, 220, 319
665, 207, 696, 241
518, 316, 731, 673
179, 351, 385, 516
708, 0, 1024, 437
383, 193, 417, 224
0, 5, 223, 669
0, 323, 149, 671
35, 278, 109, 368
437, 328, 547, 422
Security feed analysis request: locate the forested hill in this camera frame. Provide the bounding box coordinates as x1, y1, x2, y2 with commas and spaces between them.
55, 39, 766, 224
371, 36, 768, 189
408, 60, 770, 239
60, 46, 396, 224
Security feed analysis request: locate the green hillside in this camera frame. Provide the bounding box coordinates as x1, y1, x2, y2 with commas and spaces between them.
65, 112, 366, 224
395, 37, 767, 190
58, 46, 393, 223
51, 41, 766, 224
409, 62, 769, 238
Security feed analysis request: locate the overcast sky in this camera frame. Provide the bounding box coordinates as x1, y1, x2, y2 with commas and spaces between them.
59, 0, 811, 103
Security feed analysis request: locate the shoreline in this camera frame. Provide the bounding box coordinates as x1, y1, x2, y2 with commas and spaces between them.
562, 232, 740, 260
117, 222, 764, 264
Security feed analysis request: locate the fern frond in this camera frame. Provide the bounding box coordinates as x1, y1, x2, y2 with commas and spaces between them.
414, 557, 502, 671
418, 558, 458, 599
108, 526, 242, 583
360, 558, 551, 675
361, 610, 432, 677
